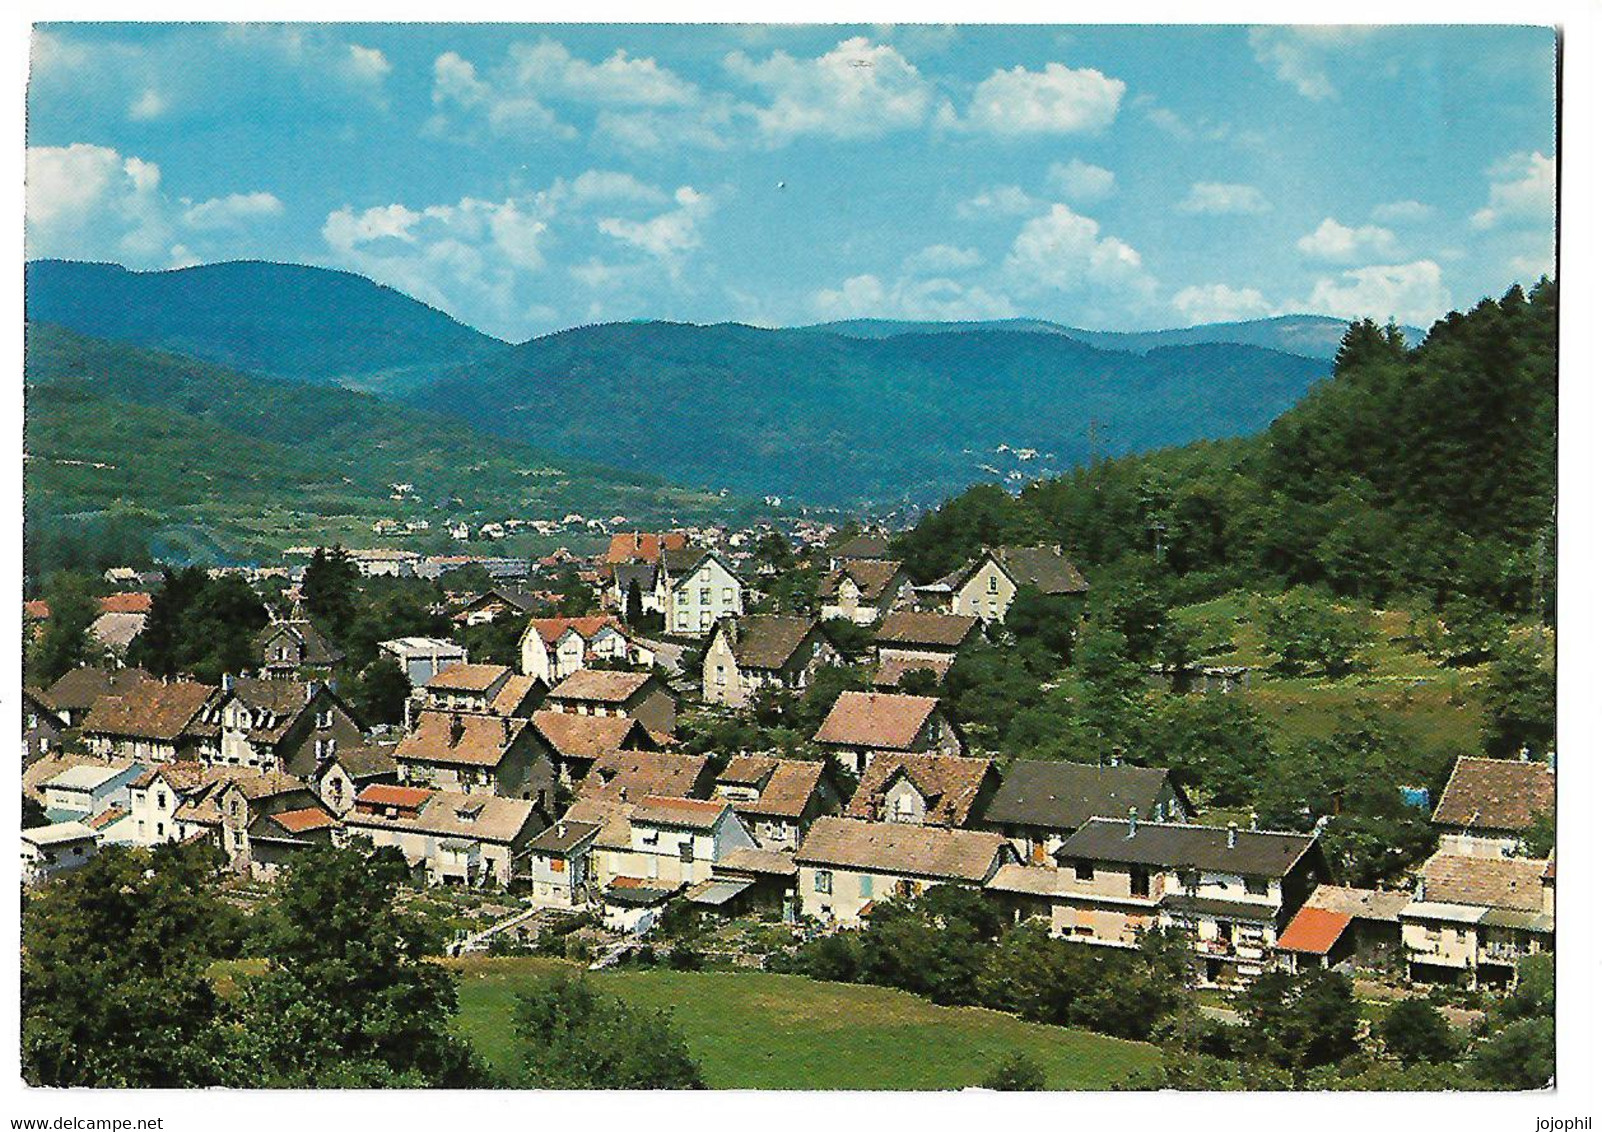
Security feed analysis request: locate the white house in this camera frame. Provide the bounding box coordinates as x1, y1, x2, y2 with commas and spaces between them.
379, 637, 470, 688
518, 615, 648, 684
40, 762, 145, 824
22, 822, 101, 886
662, 549, 744, 637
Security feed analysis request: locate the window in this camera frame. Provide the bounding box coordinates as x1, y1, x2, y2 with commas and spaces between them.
891, 794, 918, 824
1246, 877, 1269, 897
859, 874, 873, 899
1074, 859, 1094, 882
156, 822, 165, 838
700, 566, 711, 582
814, 869, 833, 894
722, 586, 734, 603
1130, 867, 1150, 898
715, 665, 728, 686
988, 574, 998, 593
678, 613, 691, 629
700, 588, 712, 604
316, 709, 334, 729
552, 856, 566, 874
679, 841, 695, 864
643, 829, 659, 845
156, 792, 168, 810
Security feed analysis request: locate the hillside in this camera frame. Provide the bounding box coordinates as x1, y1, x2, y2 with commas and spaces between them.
804, 314, 1424, 362
22, 324, 741, 569
24, 259, 509, 395
409, 320, 1332, 507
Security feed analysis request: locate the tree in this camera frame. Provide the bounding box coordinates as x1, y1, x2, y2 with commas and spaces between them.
509, 972, 705, 1089
1003, 585, 1078, 665
1263, 588, 1374, 677
1471, 953, 1555, 1090
300, 547, 360, 639
22, 841, 234, 1087
1482, 637, 1555, 758
625, 578, 645, 625
129, 567, 268, 682
22, 793, 48, 829
1380, 998, 1459, 1066
353, 657, 413, 727
1238, 968, 1361, 1081
980, 1051, 1046, 1091
27, 572, 101, 684
230, 844, 482, 1086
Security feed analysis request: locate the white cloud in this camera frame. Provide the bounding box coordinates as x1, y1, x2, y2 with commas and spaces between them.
949, 63, 1124, 136
168, 244, 201, 268
597, 186, 714, 258
182, 191, 285, 231
595, 103, 736, 152
903, 244, 983, 274
956, 184, 1041, 219
25, 143, 170, 262
1304, 260, 1451, 326
1471, 151, 1555, 230
506, 39, 698, 107
1509, 249, 1556, 279
1177, 182, 1271, 216
565, 170, 667, 205
1247, 27, 1373, 101
429, 50, 574, 139
1172, 283, 1274, 325
725, 37, 932, 143
1371, 199, 1434, 224
1047, 158, 1115, 203
1296, 217, 1401, 263
810, 273, 1016, 321
343, 44, 392, 85
128, 88, 167, 121
1003, 203, 1155, 298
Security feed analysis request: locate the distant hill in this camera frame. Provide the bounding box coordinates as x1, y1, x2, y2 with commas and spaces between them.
408, 320, 1333, 508
23, 324, 741, 568
804, 314, 1425, 362
24, 260, 509, 395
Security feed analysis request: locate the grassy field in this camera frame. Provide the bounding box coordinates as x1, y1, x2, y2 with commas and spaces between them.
447, 955, 1160, 1090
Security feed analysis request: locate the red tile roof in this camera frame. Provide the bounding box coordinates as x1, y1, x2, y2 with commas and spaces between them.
606, 531, 687, 564
1432, 756, 1555, 832
272, 806, 339, 833
527, 616, 622, 646
1276, 906, 1353, 955
357, 783, 434, 810
100, 592, 153, 615
814, 691, 941, 751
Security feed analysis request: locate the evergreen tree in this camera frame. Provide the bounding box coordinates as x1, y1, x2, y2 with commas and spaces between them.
300, 546, 360, 640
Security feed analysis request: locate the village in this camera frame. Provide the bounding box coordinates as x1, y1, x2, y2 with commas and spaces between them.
22, 524, 1556, 1012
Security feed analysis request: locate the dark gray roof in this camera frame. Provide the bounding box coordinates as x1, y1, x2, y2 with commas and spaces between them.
660, 547, 709, 576
994, 546, 1088, 595
834, 533, 893, 560
1056, 817, 1319, 879
725, 615, 820, 670
982, 760, 1181, 832
528, 820, 600, 854
612, 561, 658, 591
257, 619, 344, 665
1161, 894, 1280, 921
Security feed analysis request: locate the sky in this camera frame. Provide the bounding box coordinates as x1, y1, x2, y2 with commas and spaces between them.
24, 23, 1557, 342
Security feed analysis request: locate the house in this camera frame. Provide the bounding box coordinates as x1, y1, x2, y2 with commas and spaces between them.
81, 678, 216, 764
528, 819, 601, 909
844, 754, 1000, 829
1274, 884, 1411, 973
828, 532, 893, 570
819, 560, 914, 625
701, 615, 841, 708
871, 612, 981, 688
558, 796, 641, 892
22, 822, 101, 885
995, 817, 1327, 986
187, 677, 365, 777
610, 561, 663, 616
23, 687, 67, 767
126, 762, 235, 846
812, 691, 963, 775
529, 710, 659, 787
519, 615, 648, 685
177, 772, 339, 879
796, 816, 1016, 927
662, 549, 744, 637
711, 847, 802, 917
40, 761, 145, 824
1399, 850, 1554, 988
607, 530, 688, 565
450, 588, 540, 627
933, 545, 1088, 623
89, 610, 146, 660
577, 750, 714, 803
545, 669, 677, 735
617, 796, 760, 889
379, 637, 470, 688
601, 877, 681, 935
256, 618, 344, 678
1431, 755, 1555, 857
314, 739, 399, 815
713, 755, 842, 850
44, 666, 152, 728
979, 759, 1193, 864
344, 783, 543, 888
393, 710, 556, 806
416, 664, 544, 720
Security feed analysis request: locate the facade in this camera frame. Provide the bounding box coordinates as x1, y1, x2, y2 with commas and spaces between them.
529, 710, 658, 787
663, 550, 744, 637
22, 822, 101, 885
528, 819, 601, 909
519, 615, 646, 684
936, 545, 1089, 623
379, 637, 470, 688
701, 615, 841, 708
545, 669, 678, 736
820, 560, 914, 625
256, 618, 344, 678
344, 783, 543, 888
23, 687, 67, 767
393, 710, 557, 806
620, 796, 759, 888
979, 759, 1193, 864
127, 763, 233, 846
176, 772, 338, 879
796, 817, 1016, 927
871, 612, 980, 688
187, 678, 365, 777
812, 691, 963, 775
1399, 850, 1554, 988
314, 740, 400, 815
713, 756, 842, 850
1431, 755, 1555, 857
40, 762, 145, 824
844, 753, 1000, 829
416, 664, 544, 720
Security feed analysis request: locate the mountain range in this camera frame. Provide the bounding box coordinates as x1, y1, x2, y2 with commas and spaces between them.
25, 257, 1358, 517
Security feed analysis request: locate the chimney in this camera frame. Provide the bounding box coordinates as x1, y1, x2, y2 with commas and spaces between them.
222, 673, 235, 692
557, 822, 567, 838
305, 681, 317, 703
619, 785, 628, 802
1227, 822, 1238, 849
1127, 806, 1138, 839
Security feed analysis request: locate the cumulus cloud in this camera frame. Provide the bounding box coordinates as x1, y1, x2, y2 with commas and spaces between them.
1304, 260, 1451, 326
1002, 203, 1155, 299
1296, 217, 1400, 263
1047, 158, 1116, 202
725, 37, 932, 143
1172, 283, 1274, 325
1247, 27, 1373, 101
564, 170, 668, 205
946, 63, 1124, 136
598, 186, 714, 258
182, 191, 285, 230
1371, 199, 1434, 224
903, 244, 983, 274
1177, 182, 1271, 216
811, 273, 1016, 321
1471, 151, 1555, 230
956, 184, 1041, 219
128, 88, 167, 121
508, 39, 698, 107
26, 143, 170, 262
343, 44, 392, 85
430, 50, 574, 138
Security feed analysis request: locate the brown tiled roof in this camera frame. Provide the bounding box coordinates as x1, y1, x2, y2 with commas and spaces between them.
873, 656, 954, 689
205, 678, 326, 744
548, 669, 656, 704
1305, 884, 1412, 923
813, 691, 941, 750
820, 559, 906, 601
91, 612, 146, 651
993, 545, 1088, 595
527, 615, 623, 646
846, 754, 996, 827
229, 771, 311, 801
358, 783, 435, 810
489, 674, 543, 716
395, 710, 527, 767
1418, 851, 1550, 913
606, 531, 687, 565
630, 795, 729, 831
741, 760, 827, 819
985, 863, 1064, 897
580, 750, 709, 801
722, 615, 821, 671
330, 739, 399, 780
532, 711, 652, 760
133, 762, 234, 794
718, 847, 799, 877
425, 663, 512, 693
833, 533, 892, 560
346, 789, 538, 844
561, 797, 636, 849
875, 611, 980, 649
796, 817, 1009, 883
86, 804, 130, 831
100, 592, 153, 615
271, 806, 340, 834
719, 755, 779, 787
82, 679, 215, 742
45, 666, 152, 713
1276, 907, 1352, 955
1432, 756, 1555, 832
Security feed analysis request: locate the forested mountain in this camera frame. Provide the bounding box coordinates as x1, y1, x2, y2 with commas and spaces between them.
22, 324, 737, 573
408, 321, 1331, 507
893, 281, 1557, 617
24, 260, 508, 394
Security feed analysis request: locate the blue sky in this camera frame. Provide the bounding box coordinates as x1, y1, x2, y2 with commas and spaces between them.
26, 23, 1556, 341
